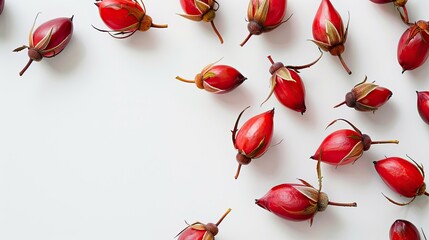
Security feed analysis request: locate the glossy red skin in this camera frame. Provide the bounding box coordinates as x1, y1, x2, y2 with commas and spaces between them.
311, 129, 362, 165
178, 227, 206, 240
417, 91, 429, 125
96, 0, 143, 31
390, 219, 421, 240
249, 0, 286, 27
374, 157, 424, 198
0, 0, 4, 15
256, 183, 316, 221
204, 65, 246, 93
274, 69, 306, 113
33, 17, 73, 57
312, 0, 344, 44
397, 24, 429, 72
180, 0, 210, 15
235, 110, 274, 159
357, 87, 392, 110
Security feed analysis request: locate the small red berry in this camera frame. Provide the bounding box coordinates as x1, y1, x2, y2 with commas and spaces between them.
176, 208, 231, 240
397, 21, 429, 73
390, 219, 422, 240
262, 51, 322, 114
176, 60, 246, 94
311, 119, 399, 166
374, 156, 429, 206
240, 0, 289, 47
334, 76, 392, 112
312, 0, 351, 74
232, 107, 274, 179
93, 0, 167, 39
178, 0, 223, 43
370, 0, 409, 23
417, 91, 429, 125
256, 159, 356, 225
13, 14, 74, 76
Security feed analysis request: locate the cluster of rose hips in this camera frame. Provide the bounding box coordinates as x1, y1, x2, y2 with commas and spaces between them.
6, 0, 428, 238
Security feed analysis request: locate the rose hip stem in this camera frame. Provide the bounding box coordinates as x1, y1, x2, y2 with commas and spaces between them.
267, 51, 322, 71
215, 208, 231, 226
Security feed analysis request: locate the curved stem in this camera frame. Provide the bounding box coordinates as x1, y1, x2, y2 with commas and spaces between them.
328, 201, 357, 207
267, 55, 275, 64
215, 208, 231, 226
19, 59, 34, 76
338, 54, 352, 75
333, 101, 346, 108
286, 49, 323, 70
210, 21, 223, 44
371, 140, 399, 145
151, 23, 168, 28
398, 6, 409, 25
425, 192, 429, 197
240, 33, 253, 47
175, 76, 195, 83
234, 163, 242, 179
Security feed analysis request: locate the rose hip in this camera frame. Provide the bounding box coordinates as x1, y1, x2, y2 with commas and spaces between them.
176, 60, 246, 94
417, 91, 429, 125
390, 219, 421, 240
311, 119, 398, 166
262, 51, 322, 114
397, 21, 429, 73
374, 156, 429, 206
256, 159, 356, 225
13, 14, 74, 76
93, 0, 167, 39
178, 0, 223, 43
370, 0, 409, 24
334, 76, 392, 112
232, 107, 274, 179
240, 0, 289, 47
176, 208, 231, 240
312, 0, 351, 74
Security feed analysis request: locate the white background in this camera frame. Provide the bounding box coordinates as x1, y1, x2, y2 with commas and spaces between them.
0, 0, 428, 239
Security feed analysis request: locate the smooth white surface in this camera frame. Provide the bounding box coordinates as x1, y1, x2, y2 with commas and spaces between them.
1, 1, 429, 239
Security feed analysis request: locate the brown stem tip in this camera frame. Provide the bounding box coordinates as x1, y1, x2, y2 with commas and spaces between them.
215, 208, 232, 226
338, 54, 352, 75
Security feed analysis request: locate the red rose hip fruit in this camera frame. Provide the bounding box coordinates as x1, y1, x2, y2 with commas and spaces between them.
311, 119, 398, 166
94, 0, 167, 39
256, 159, 356, 225
374, 156, 429, 206
176, 208, 231, 240
312, 0, 351, 74
417, 91, 429, 125
334, 76, 392, 112
232, 107, 274, 179
390, 219, 421, 240
178, 0, 223, 43
262, 51, 322, 114
176, 60, 246, 94
13, 14, 74, 76
397, 21, 429, 73
240, 0, 288, 46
